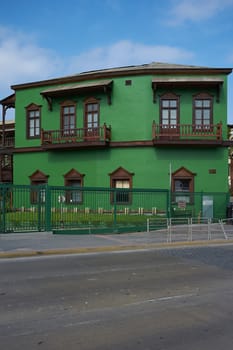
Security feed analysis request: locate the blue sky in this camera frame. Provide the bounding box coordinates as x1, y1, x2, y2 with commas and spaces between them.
1, 0, 233, 121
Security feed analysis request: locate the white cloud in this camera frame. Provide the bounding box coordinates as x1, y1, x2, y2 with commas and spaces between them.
67, 40, 194, 73
168, 0, 233, 24
0, 27, 61, 96
0, 27, 194, 101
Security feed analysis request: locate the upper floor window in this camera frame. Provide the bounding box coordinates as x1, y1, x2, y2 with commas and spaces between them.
193, 93, 213, 130
160, 93, 179, 131
60, 101, 76, 135
26, 103, 41, 139
84, 98, 100, 139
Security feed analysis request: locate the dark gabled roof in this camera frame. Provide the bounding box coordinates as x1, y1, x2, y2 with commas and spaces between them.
40, 79, 113, 97
41, 80, 113, 109
76, 62, 231, 76
152, 76, 224, 84
11, 62, 232, 91
0, 93, 15, 107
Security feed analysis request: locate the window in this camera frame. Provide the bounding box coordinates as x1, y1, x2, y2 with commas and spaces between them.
61, 101, 76, 135
172, 167, 195, 204
109, 167, 134, 204
160, 93, 179, 136
84, 98, 99, 139
29, 170, 48, 204
193, 93, 213, 130
26, 104, 41, 139
113, 179, 130, 203
64, 169, 84, 204
66, 180, 82, 203
1, 154, 12, 169
174, 179, 191, 203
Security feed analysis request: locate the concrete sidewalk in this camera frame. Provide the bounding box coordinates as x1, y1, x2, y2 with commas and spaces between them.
0, 230, 233, 258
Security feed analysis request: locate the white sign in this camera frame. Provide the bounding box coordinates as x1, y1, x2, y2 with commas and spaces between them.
58, 195, 65, 203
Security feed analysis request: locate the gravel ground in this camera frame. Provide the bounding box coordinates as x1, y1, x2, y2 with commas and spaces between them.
160, 244, 233, 271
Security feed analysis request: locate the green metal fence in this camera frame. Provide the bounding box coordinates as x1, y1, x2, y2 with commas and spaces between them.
0, 184, 229, 233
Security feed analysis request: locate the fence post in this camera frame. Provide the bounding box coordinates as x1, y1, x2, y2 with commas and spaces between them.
0, 184, 7, 233
113, 188, 117, 232
208, 218, 211, 240
189, 217, 192, 241
167, 218, 171, 242
37, 186, 42, 231
167, 188, 171, 219
45, 185, 51, 232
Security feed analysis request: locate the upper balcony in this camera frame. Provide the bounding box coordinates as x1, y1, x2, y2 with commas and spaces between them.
0, 136, 15, 153
152, 121, 223, 147
41, 124, 111, 150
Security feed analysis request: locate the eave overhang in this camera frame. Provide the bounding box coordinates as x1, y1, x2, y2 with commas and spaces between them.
11, 63, 232, 92
0, 93, 15, 108
151, 77, 224, 102
40, 80, 113, 110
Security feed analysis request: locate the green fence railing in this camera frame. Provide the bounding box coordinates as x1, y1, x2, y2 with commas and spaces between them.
0, 184, 229, 233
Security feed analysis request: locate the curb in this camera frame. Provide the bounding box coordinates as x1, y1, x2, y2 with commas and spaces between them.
1, 239, 233, 259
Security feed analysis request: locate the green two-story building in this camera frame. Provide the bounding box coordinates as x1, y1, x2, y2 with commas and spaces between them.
2, 62, 232, 219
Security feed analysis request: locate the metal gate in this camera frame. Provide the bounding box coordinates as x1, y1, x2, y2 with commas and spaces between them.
0, 184, 169, 233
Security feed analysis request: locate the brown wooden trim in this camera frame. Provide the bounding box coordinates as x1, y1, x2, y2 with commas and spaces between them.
13, 138, 229, 153
172, 167, 195, 203
29, 169, 49, 181
109, 166, 134, 205
192, 93, 213, 127
222, 140, 233, 147
12, 67, 232, 91
153, 140, 223, 147
29, 170, 49, 204
110, 141, 154, 147
60, 100, 77, 134
0, 93, 15, 107
64, 168, 85, 184
13, 147, 45, 153
64, 168, 85, 204
159, 93, 180, 132
83, 97, 100, 139
25, 103, 41, 139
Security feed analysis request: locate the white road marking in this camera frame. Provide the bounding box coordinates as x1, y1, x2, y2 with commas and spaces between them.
125, 293, 196, 307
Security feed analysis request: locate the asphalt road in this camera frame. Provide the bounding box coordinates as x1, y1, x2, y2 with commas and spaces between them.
1, 246, 233, 349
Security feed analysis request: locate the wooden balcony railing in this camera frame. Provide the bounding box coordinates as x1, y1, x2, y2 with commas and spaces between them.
0, 137, 15, 148
152, 121, 222, 143
41, 124, 111, 147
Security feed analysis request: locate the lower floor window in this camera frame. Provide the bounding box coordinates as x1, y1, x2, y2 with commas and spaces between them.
31, 182, 47, 204
172, 167, 195, 204
114, 179, 130, 204
174, 179, 191, 203
109, 167, 134, 205
64, 169, 85, 204
66, 180, 82, 204
29, 170, 49, 204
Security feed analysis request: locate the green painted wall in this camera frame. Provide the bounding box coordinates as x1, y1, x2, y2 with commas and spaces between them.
15, 74, 228, 147
13, 71, 229, 193
14, 146, 229, 192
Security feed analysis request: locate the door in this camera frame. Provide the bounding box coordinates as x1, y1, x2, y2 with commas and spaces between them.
202, 195, 213, 219
84, 100, 99, 140
160, 96, 179, 138
61, 104, 76, 137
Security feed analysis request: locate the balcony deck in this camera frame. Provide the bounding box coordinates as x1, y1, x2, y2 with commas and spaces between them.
41, 124, 111, 150
0, 137, 15, 153
152, 122, 223, 147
